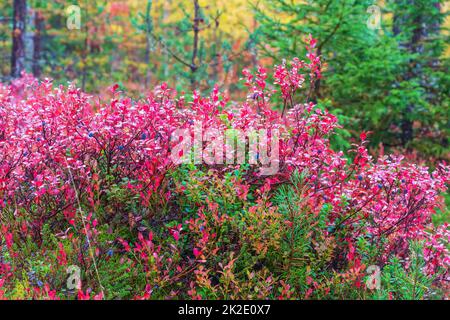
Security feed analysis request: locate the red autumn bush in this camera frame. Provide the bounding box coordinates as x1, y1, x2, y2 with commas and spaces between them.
0, 38, 449, 300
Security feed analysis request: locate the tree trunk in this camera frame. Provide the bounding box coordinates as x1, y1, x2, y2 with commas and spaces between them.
190, 0, 201, 90
393, 0, 421, 146
11, 0, 27, 78
81, 4, 89, 91
145, 0, 153, 87
32, 11, 44, 78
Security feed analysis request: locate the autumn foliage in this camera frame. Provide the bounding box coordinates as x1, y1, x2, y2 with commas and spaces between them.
0, 39, 449, 300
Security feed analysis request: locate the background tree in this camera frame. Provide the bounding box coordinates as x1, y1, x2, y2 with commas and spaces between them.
390, 0, 449, 156
144, 0, 236, 91
0, 0, 255, 96
0, 2, 13, 79
11, 0, 27, 78
254, 0, 449, 159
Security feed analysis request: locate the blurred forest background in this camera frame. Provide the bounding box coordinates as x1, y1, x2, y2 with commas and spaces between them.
0, 0, 449, 161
